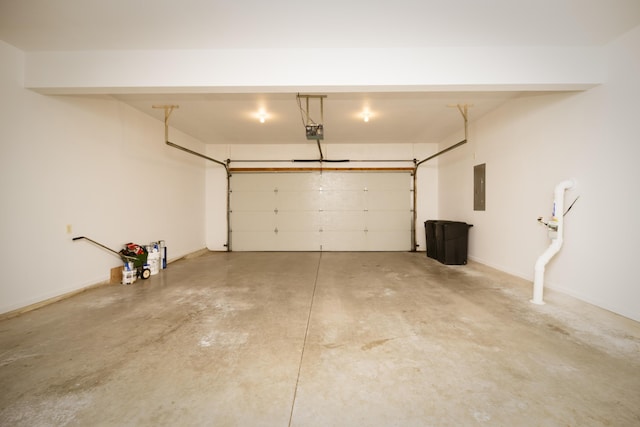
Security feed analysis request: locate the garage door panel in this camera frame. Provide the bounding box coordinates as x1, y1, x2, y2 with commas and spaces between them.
231, 231, 278, 251
277, 211, 321, 231
364, 173, 410, 190
278, 190, 323, 211
366, 190, 410, 210
232, 211, 275, 232
232, 174, 279, 191
366, 211, 412, 231
321, 211, 365, 231
321, 173, 367, 191
232, 231, 321, 251
322, 190, 365, 211
275, 173, 321, 191
231, 191, 275, 211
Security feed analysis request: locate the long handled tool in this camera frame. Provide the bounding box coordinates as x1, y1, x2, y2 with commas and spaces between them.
73, 236, 151, 280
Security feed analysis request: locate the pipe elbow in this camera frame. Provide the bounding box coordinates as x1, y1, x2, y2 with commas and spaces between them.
555, 179, 575, 192
535, 240, 563, 270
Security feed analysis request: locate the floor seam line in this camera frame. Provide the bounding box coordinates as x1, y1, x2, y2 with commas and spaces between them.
287, 252, 322, 427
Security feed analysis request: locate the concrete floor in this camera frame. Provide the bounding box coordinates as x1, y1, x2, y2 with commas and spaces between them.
1, 252, 639, 426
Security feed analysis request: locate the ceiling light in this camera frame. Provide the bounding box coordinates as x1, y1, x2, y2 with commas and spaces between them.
361, 110, 372, 122
257, 110, 268, 123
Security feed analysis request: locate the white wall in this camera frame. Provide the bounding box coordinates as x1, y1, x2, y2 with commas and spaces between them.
0, 41, 207, 315
205, 143, 439, 252
437, 26, 640, 321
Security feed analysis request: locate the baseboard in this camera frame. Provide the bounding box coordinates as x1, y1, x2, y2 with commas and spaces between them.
0, 280, 110, 321
177, 247, 211, 260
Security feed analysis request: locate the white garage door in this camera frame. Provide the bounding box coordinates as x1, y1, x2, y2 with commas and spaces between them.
229, 171, 412, 251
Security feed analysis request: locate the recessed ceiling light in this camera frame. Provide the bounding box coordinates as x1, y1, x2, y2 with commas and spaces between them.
256, 109, 268, 123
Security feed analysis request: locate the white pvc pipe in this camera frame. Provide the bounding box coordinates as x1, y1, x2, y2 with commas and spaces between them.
532, 179, 574, 305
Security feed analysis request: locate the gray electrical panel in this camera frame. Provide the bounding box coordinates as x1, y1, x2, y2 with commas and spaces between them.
474, 163, 486, 211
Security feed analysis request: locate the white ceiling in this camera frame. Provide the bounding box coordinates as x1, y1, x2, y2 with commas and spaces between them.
113, 92, 519, 145
1, 0, 639, 145
2, 0, 639, 50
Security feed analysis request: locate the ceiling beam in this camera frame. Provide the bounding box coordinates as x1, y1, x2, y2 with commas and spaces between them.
24, 47, 605, 95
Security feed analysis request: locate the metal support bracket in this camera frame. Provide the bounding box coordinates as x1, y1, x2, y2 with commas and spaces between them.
451, 103, 470, 142
152, 104, 179, 143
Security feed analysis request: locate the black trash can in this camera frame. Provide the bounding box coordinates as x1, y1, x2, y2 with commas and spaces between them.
425, 220, 472, 265
424, 220, 439, 260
